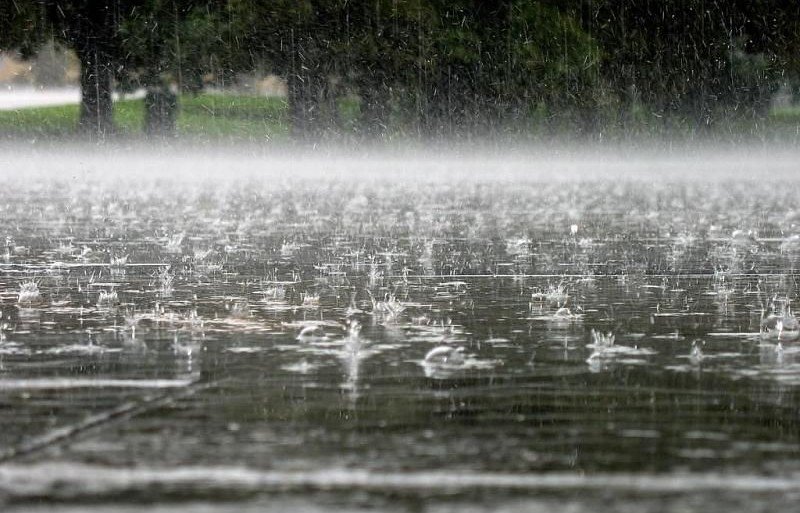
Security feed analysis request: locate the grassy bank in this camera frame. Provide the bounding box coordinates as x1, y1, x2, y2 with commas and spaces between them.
0, 93, 290, 140
2, 92, 800, 143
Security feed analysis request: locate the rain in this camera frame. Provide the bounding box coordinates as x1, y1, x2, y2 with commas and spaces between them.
2, 2, 800, 512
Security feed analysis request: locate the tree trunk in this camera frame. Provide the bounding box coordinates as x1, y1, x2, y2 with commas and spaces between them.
287, 72, 323, 141
144, 85, 178, 137
287, 73, 309, 139
76, 40, 114, 137
359, 81, 390, 139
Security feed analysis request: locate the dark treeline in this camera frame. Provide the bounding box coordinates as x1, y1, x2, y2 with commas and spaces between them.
2, 1, 799, 139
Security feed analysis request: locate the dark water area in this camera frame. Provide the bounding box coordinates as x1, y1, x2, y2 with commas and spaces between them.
2, 153, 800, 511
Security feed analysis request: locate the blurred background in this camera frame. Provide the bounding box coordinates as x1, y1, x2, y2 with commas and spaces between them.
1, 1, 800, 143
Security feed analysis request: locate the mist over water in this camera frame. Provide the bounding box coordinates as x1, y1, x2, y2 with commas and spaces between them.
4, 141, 800, 182
2, 144, 800, 511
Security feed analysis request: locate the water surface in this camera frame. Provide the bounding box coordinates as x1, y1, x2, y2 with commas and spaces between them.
1, 152, 800, 511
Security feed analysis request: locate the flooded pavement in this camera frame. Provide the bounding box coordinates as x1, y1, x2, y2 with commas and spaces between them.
2, 152, 800, 511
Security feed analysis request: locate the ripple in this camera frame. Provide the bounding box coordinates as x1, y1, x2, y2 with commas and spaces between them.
2, 463, 800, 498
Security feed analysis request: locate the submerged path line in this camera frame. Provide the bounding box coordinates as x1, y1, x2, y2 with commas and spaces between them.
382, 272, 800, 279
2, 464, 800, 497
0, 378, 194, 391
0, 380, 211, 464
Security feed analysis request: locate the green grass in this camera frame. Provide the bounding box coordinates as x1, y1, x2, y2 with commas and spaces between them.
178, 94, 289, 139
3, 91, 800, 142
0, 102, 81, 137
769, 106, 800, 123
0, 93, 290, 140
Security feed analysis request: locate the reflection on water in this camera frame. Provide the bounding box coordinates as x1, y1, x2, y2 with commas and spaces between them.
2, 171, 800, 510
